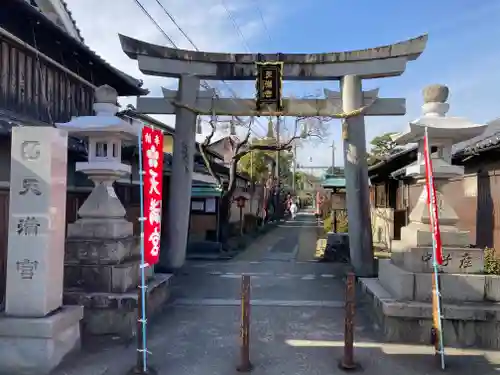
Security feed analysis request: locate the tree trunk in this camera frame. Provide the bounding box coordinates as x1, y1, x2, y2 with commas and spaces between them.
218, 191, 232, 244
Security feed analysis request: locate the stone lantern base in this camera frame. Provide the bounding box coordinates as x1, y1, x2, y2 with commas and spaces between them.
63, 213, 172, 338
360, 187, 500, 349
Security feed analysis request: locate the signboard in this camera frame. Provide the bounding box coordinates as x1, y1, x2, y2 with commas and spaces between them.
142, 127, 164, 266
331, 193, 346, 210
255, 62, 283, 111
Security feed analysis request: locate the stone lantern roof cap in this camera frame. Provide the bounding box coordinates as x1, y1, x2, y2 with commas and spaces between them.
56, 115, 141, 141
56, 85, 141, 141
394, 118, 486, 145
393, 84, 487, 145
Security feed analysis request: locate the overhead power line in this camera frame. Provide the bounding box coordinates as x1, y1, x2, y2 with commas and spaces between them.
250, 0, 273, 44
219, 0, 251, 51
136, 0, 266, 137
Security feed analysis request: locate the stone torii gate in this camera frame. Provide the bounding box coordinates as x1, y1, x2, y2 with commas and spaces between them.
119, 34, 427, 276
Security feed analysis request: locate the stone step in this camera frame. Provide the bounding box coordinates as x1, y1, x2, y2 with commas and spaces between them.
379, 259, 500, 303
360, 277, 500, 349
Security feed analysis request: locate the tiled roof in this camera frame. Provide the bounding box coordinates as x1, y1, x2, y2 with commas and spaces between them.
60, 0, 85, 42
29, 0, 84, 42
23, 0, 147, 96
453, 118, 500, 156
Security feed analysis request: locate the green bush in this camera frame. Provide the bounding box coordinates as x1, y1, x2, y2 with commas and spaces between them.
484, 247, 500, 275
323, 212, 348, 233
323, 215, 333, 233
336, 211, 348, 233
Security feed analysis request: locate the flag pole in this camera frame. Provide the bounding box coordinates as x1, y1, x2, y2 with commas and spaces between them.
136, 127, 149, 374
424, 126, 446, 370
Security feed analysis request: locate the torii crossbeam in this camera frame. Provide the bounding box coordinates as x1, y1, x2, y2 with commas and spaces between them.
138, 88, 406, 117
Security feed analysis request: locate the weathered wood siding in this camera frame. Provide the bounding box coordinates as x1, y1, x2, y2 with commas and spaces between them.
0, 35, 93, 123
402, 171, 500, 249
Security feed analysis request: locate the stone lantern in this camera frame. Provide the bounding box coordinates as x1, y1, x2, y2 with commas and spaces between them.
392, 84, 487, 250
55, 85, 171, 337
360, 85, 500, 349
56, 85, 140, 223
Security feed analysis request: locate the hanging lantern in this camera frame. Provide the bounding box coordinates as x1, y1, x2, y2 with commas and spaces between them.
235, 195, 247, 209
266, 117, 274, 138
196, 117, 203, 135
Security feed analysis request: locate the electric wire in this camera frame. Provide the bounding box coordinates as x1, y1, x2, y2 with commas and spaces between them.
219, 0, 251, 51
145, 0, 266, 136
251, 0, 273, 44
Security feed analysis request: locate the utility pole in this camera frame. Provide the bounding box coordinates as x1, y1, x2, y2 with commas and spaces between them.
250, 140, 253, 213
275, 117, 281, 219
292, 143, 297, 191
331, 140, 335, 173
275, 116, 280, 181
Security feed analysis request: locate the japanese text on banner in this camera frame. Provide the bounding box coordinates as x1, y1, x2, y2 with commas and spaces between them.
142, 127, 164, 266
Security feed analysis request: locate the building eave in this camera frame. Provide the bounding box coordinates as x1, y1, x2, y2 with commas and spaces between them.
6, 0, 148, 96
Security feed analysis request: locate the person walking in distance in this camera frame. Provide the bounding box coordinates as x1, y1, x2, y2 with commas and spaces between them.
290, 199, 298, 220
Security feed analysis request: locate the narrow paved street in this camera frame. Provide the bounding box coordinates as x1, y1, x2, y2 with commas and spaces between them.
53, 212, 500, 375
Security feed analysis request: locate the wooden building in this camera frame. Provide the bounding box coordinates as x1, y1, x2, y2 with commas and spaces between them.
368, 126, 500, 250
0, 0, 146, 307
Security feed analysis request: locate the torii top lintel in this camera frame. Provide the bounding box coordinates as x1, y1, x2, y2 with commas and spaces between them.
119, 34, 427, 81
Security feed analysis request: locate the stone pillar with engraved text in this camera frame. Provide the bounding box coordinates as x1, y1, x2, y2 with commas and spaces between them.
0, 127, 83, 375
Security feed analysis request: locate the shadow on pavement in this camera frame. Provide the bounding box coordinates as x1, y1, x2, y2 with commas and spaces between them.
281, 340, 500, 374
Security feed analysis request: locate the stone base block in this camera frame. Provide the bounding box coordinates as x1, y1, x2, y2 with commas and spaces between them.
0, 305, 83, 375
64, 274, 172, 338
378, 260, 414, 300
391, 245, 483, 274
64, 259, 141, 293
360, 277, 500, 349
400, 222, 471, 249
65, 235, 139, 264
378, 259, 493, 303
67, 218, 133, 239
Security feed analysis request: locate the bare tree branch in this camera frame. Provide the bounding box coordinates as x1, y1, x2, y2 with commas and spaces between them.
202, 119, 217, 146
199, 119, 222, 186
235, 128, 251, 154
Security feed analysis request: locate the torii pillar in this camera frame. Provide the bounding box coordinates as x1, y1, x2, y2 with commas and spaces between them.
119, 34, 427, 275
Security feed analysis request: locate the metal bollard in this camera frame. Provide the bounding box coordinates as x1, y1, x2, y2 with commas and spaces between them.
339, 272, 359, 371
237, 275, 253, 372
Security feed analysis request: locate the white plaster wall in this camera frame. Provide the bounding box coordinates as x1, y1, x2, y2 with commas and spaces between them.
229, 188, 262, 223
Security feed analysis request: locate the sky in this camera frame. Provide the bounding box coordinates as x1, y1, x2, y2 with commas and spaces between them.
65, 0, 500, 172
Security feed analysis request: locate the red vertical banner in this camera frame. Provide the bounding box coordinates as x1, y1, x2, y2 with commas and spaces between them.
142, 127, 164, 266
423, 133, 443, 265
